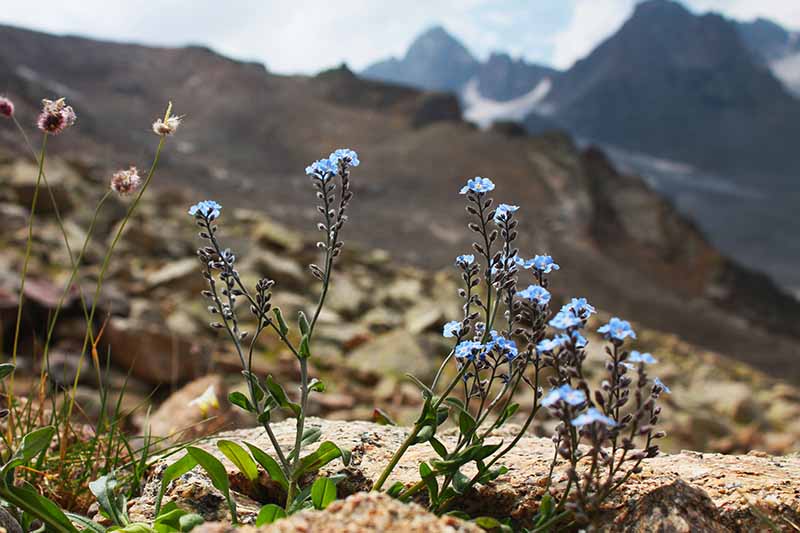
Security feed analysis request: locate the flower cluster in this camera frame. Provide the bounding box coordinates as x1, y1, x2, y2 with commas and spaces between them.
188, 200, 222, 219
36, 98, 76, 135
109, 166, 142, 196
0, 96, 14, 119
372, 173, 668, 529
306, 148, 360, 181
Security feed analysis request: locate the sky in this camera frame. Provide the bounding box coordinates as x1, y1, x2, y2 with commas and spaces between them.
1, 0, 799, 74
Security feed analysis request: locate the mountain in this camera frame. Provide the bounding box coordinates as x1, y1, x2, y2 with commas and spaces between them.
736, 18, 800, 96
2, 24, 800, 379
361, 26, 478, 93
537, 0, 800, 180
361, 26, 557, 102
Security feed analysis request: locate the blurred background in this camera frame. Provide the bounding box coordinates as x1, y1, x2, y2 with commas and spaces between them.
1, 0, 799, 454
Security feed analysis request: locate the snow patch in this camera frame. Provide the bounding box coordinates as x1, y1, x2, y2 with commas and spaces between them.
770, 52, 800, 97
462, 77, 551, 129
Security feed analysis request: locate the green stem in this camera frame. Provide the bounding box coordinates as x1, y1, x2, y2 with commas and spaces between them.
8, 133, 48, 443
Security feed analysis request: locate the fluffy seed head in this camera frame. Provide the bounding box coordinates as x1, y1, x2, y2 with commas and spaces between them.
110, 166, 142, 196
37, 98, 76, 134
152, 114, 182, 136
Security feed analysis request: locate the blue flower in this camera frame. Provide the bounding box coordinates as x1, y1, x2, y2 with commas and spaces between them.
628, 351, 657, 365
570, 331, 588, 349
654, 377, 671, 394
516, 285, 551, 307
493, 203, 519, 223
489, 330, 518, 361
598, 317, 636, 343
460, 176, 495, 195
536, 335, 568, 354
329, 148, 360, 168
455, 254, 475, 268
563, 297, 595, 319
529, 255, 559, 273
305, 158, 338, 179
571, 408, 616, 428
542, 384, 586, 407
549, 310, 583, 330
189, 200, 222, 218
455, 340, 485, 361
443, 321, 462, 338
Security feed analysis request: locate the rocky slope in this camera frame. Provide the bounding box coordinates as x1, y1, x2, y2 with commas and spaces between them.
129, 419, 800, 531
3, 154, 800, 456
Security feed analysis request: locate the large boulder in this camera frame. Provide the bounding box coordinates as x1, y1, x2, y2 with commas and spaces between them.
129, 419, 800, 531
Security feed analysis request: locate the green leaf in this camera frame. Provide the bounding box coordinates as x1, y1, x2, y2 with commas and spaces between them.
178, 514, 204, 532
308, 378, 326, 393
114, 523, 157, 533
297, 311, 310, 336
386, 482, 405, 498
495, 403, 520, 428
474, 516, 512, 532
452, 469, 471, 495
255, 504, 287, 526
265, 375, 301, 417
272, 307, 289, 336
299, 334, 311, 359
419, 463, 438, 505
186, 447, 237, 524
298, 427, 322, 449
429, 437, 448, 458
414, 425, 434, 444
6, 426, 55, 472
65, 513, 106, 533
241, 371, 265, 404
458, 409, 477, 436
1, 484, 78, 533
153, 505, 203, 533
475, 466, 508, 486
244, 442, 288, 491
405, 374, 433, 399
0, 363, 15, 380
89, 475, 129, 527
227, 392, 254, 413
217, 440, 259, 481
293, 441, 351, 480
155, 454, 198, 516
310, 477, 337, 510
257, 410, 271, 424
372, 408, 396, 426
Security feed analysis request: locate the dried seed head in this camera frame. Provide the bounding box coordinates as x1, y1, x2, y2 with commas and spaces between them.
152, 114, 182, 136
37, 98, 76, 134
110, 166, 142, 196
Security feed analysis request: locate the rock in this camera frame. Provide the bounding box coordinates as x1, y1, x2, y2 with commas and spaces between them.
147, 375, 247, 442
381, 278, 424, 307
2, 158, 74, 214
404, 301, 446, 334
243, 251, 306, 291
145, 258, 204, 293
130, 419, 800, 531
194, 493, 481, 533
102, 317, 211, 384
345, 329, 438, 382
0, 202, 29, 232
0, 504, 23, 533
247, 215, 303, 253
603, 479, 727, 532
324, 274, 369, 318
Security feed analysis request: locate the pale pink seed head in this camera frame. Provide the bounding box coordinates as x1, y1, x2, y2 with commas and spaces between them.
152, 114, 181, 136
0, 96, 14, 119
37, 97, 76, 134
110, 166, 142, 196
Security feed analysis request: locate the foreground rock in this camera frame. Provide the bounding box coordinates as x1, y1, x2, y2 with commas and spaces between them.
194, 493, 480, 533
130, 419, 800, 531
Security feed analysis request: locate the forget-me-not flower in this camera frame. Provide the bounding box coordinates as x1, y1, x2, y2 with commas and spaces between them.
443, 321, 462, 338
455, 340, 485, 361
455, 254, 475, 268
329, 148, 360, 168
305, 158, 338, 179
598, 317, 637, 343
493, 203, 519, 223
460, 176, 495, 195
536, 335, 568, 354
489, 330, 519, 361
563, 297, 596, 318
654, 377, 671, 394
189, 200, 222, 218
571, 407, 616, 428
516, 285, 551, 307
549, 310, 583, 330
529, 255, 560, 274
542, 384, 586, 407
628, 351, 657, 365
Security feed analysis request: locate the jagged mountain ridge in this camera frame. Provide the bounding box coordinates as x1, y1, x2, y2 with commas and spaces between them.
1, 24, 800, 379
